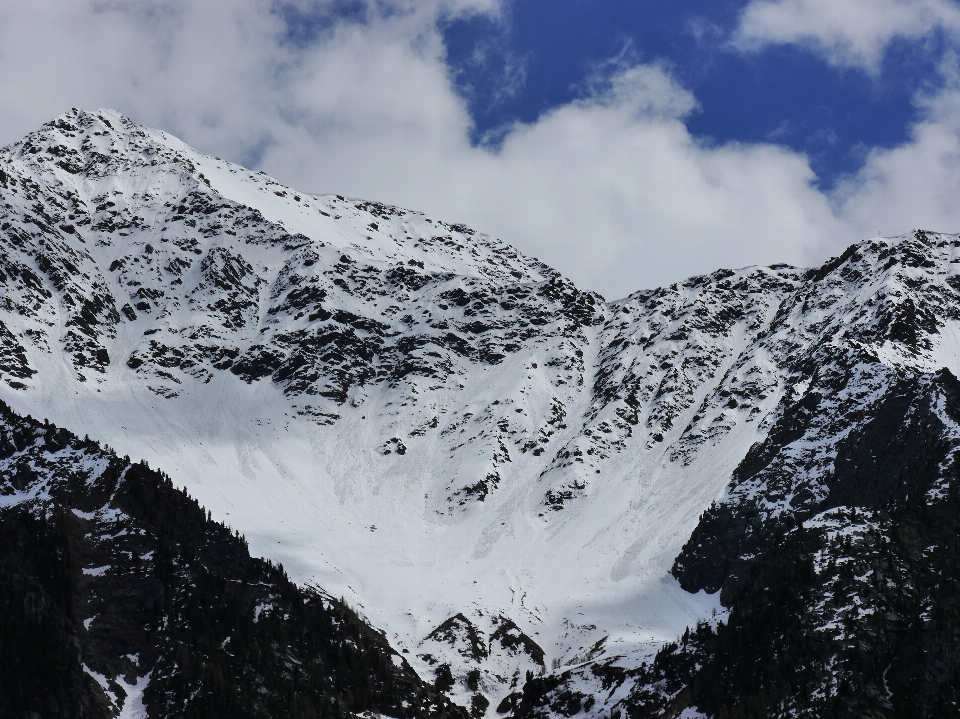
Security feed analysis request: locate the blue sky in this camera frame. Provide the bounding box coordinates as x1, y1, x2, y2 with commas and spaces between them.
3, 0, 960, 297
440, 0, 944, 188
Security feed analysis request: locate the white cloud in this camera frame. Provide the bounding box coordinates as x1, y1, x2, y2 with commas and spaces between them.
830, 61, 960, 243
272, 59, 839, 297
1, 0, 959, 298
734, 0, 960, 71
0, 0, 289, 163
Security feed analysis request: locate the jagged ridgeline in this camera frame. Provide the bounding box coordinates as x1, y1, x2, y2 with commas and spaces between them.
6, 108, 960, 717
0, 400, 465, 719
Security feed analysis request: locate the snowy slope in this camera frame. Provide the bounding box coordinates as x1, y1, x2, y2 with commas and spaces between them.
3, 109, 960, 713
0, 399, 465, 719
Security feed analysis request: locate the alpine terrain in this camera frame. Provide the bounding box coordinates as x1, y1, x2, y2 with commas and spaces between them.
1, 109, 958, 717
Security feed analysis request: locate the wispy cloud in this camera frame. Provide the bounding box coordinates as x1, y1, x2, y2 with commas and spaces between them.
733, 0, 960, 71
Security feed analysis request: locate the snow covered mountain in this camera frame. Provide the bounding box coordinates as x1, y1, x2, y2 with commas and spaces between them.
2, 109, 960, 716
0, 399, 465, 719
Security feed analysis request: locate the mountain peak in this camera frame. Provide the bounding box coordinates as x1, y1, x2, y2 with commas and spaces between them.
4, 112, 960, 714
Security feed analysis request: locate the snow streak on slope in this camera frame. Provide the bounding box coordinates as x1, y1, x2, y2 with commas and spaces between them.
4, 110, 960, 713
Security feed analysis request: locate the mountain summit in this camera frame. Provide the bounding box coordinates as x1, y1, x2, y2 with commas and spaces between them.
2, 110, 959, 716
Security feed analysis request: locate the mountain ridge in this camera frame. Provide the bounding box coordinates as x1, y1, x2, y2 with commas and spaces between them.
3, 108, 960, 716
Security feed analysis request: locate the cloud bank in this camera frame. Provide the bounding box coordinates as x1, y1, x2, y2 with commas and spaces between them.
1, 0, 960, 298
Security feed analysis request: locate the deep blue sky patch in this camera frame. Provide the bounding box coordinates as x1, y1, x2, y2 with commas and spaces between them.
438, 0, 950, 190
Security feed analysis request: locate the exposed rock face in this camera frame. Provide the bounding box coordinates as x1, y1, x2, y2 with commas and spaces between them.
510, 369, 960, 717
671, 232, 960, 604
4, 110, 960, 715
